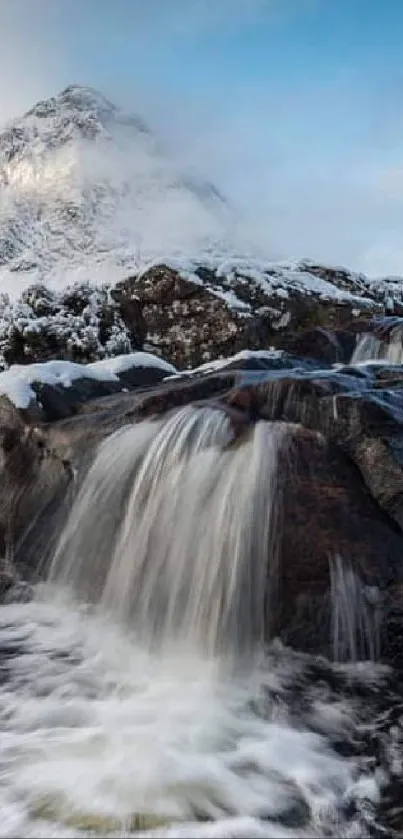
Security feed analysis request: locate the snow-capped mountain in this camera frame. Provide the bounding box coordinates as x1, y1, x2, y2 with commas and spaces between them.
0, 85, 247, 296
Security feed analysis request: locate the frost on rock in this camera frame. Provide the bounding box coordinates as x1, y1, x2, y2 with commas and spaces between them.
0, 257, 394, 373
0, 282, 135, 371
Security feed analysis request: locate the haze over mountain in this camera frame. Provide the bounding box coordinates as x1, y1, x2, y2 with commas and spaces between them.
0, 85, 257, 297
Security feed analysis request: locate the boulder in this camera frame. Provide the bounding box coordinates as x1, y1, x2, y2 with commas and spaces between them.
274, 327, 355, 365
0, 396, 70, 579
112, 264, 381, 370
276, 424, 403, 661
225, 364, 403, 532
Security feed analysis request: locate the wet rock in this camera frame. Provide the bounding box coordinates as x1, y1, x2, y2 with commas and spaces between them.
2, 580, 34, 604
43, 372, 238, 464
222, 364, 403, 533
275, 424, 403, 661
274, 327, 355, 365
0, 395, 71, 577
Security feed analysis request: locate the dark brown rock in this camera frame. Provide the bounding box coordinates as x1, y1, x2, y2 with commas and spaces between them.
113, 265, 254, 369
275, 424, 402, 660
274, 327, 355, 365
43, 372, 238, 464
111, 264, 380, 370
0, 396, 71, 578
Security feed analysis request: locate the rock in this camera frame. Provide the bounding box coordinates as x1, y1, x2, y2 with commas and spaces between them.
43, 372, 238, 463
30, 360, 171, 423
111, 264, 380, 370
0, 260, 392, 373
297, 261, 371, 297
226, 364, 403, 533
274, 327, 355, 365
276, 424, 403, 661
0, 395, 71, 578
112, 265, 256, 369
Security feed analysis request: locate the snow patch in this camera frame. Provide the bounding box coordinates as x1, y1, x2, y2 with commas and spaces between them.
0, 352, 176, 409
166, 349, 283, 380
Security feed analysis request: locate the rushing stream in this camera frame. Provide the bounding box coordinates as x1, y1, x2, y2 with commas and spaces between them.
0, 589, 398, 839
1, 402, 402, 837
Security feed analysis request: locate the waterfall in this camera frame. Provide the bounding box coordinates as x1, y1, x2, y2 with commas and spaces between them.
49, 405, 285, 657
352, 324, 403, 365
329, 555, 381, 662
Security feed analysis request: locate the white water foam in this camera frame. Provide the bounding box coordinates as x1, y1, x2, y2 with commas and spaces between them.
0, 592, 380, 838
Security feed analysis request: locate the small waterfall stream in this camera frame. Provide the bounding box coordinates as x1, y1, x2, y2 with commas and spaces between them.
0, 403, 391, 838
49, 405, 285, 656
352, 321, 403, 365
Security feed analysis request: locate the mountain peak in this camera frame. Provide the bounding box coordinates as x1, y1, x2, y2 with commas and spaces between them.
25, 84, 118, 122
14, 84, 151, 141
0, 85, 241, 292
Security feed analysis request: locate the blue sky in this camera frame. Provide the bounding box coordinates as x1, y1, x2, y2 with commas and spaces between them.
1, 0, 403, 274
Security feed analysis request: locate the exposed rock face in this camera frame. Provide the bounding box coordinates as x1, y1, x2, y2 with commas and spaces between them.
277, 424, 402, 660
222, 364, 403, 534
111, 264, 381, 369
0, 396, 70, 591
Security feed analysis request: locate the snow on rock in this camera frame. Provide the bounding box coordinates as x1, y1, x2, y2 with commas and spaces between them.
0, 352, 176, 409
0, 259, 392, 374
166, 349, 284, 379
0, 281, 137, 370
165, 256, 381, 309
90, 352, 175, 377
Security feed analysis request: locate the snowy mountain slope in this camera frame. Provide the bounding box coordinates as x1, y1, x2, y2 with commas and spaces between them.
0, 84, 402, 312
0, 85, 244, 296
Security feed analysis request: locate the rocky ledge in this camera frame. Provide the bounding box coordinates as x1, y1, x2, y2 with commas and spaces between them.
1, 314, 403, 666
1, 259, 403, 372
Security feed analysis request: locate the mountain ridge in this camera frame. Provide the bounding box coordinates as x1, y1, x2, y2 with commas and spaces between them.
0, 84, 241, 295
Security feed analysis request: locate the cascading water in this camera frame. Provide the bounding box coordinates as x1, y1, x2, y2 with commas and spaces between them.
352, 323, 403, 364
329, 555, 381, 662
0, 403, 394, 838
49, 405, 284, 657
